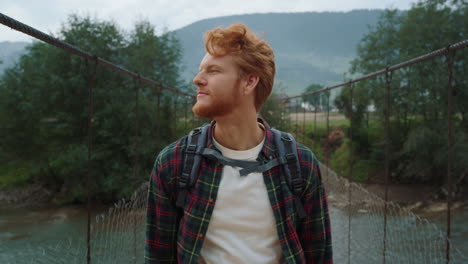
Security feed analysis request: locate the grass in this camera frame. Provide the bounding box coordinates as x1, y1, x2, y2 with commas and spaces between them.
289, 116, 386, 182
0, 160, 36, 188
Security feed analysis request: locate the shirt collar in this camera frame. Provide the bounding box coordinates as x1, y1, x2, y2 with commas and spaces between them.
205, 117, 276, 160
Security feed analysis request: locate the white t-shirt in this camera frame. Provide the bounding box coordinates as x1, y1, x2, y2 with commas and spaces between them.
199, 131, 283, 264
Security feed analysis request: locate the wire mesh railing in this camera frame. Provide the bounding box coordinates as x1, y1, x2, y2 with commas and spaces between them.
282, 39, 468, 263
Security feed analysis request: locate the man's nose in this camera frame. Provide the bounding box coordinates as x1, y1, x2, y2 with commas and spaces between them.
193, 73, 207, 87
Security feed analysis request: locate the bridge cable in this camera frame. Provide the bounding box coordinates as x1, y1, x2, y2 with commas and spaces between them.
287, 39, 468, 101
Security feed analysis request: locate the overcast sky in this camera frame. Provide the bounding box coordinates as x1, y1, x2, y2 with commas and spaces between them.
1, 0, 415, 42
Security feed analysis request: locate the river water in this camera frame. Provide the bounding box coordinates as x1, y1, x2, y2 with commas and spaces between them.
0, 204, 467, 263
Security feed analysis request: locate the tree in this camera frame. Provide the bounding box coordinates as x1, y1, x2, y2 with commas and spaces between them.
339, 0, 468, 183
302, 83, 326, 111
260, 93, 289, 130
0, 14, 185, 203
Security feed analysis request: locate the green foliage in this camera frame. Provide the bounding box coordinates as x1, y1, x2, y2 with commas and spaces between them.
303, 116, 350, 162
302, 84, 327, 111
260, 93, 291, 130
0, 160, 36, 188
334, 0, 468, 183
394, 123, 468, 183
330, 139, 374, 182
0, 14, 185, 203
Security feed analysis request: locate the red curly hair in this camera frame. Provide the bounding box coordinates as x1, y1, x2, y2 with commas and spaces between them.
204, 24, 275, 112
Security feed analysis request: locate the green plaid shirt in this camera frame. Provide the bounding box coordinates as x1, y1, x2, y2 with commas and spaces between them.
145, 120, 332, 263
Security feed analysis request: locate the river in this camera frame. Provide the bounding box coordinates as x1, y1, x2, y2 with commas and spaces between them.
0, 204, 467, 263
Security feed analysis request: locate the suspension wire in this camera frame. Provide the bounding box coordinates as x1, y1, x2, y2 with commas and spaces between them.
325, 88, 331, 183
366, 103, 370, 129
132, 75, 141, 264
156, 89, 162, 136
314, 96, 317, 139
302, 96, 306, 143
288, 99, 292, 131
0, 13, 193, 98
184, 99, 188, 133
191, 97, 195, 128
85, 55, 98, 264
295, 98, 299, 136
383, 68, 393, 264
347, 82, 354, 264
173, 95, 178, 134
445, 48, 456, 264
286, 39, 468, 101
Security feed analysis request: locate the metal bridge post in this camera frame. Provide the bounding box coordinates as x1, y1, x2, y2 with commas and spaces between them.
445, 48, 456, 264
86, 55, 98, 264
383, 68, 393, 264
347, 82, 354, 264
132, 75, 141, 264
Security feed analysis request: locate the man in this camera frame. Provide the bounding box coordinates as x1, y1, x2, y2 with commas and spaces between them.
145, 24, 332, 264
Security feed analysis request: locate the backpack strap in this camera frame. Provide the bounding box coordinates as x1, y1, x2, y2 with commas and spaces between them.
271, 128, 307, 219
176, 123, 210, 209
175, 124, 307, 220
202, 148, 260, 174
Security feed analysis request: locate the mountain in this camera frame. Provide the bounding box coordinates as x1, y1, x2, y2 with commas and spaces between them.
174, 10, 382, 95
1, 10, 383, 95
0, 41, 29, 75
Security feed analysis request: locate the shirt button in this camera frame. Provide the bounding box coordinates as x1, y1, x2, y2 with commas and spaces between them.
208, 197, 214, 203
198, 233, 204, 238
269, 155, 273, 160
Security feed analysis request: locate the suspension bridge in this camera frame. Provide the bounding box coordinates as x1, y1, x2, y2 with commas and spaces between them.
0, 12, 467, 264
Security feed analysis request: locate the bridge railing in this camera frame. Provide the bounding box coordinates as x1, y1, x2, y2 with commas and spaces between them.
282, 39, 468, 263
1, 12, 467, 264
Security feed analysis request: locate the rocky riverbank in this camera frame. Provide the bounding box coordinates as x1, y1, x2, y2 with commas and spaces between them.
0, 184, 53, 206
327, 182, 468, 215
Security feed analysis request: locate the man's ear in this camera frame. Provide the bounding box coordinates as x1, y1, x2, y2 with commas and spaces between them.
243, 74, 260, 95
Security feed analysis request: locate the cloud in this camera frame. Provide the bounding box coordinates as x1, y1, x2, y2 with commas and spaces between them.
0, 0, 413, 41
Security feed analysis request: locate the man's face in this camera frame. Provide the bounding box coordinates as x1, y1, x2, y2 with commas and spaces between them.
192, 53, 243, 119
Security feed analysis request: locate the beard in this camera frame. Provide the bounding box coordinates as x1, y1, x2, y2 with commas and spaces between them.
192, 87, 241, 119
192, 93, 239, 119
